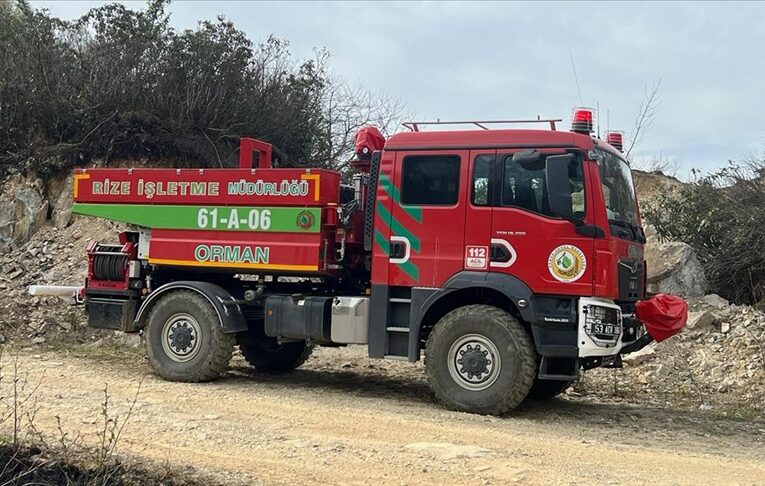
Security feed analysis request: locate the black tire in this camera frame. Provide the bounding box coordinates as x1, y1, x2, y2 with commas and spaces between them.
525, 378, 572, 401
425, 305, 537, 415
145, 290, 235, 382
239, 336, 312, 373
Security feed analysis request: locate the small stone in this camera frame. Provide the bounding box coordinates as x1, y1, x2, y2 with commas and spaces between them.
622, 344, 657, 366
686, 310, 715, 330
31, 336, 46, 345
703, 294, 729, 308
340, 362, 353, 369
720, 322, 731, 333
119, 334, 142, 347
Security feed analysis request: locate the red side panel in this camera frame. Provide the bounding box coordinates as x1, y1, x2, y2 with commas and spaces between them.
370, 152, 395, 286
73, 167, 341, 275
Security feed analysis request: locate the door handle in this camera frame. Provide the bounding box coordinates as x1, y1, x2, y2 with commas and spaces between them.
389, 236, 411, 264
490, 243, 511, 262
390, 241, 406, 259
489, 239, 517, 268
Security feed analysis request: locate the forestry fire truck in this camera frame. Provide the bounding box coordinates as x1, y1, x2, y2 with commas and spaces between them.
30, 108, 687, 415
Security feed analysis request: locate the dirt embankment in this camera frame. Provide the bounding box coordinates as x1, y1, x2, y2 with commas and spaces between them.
2, 346, 764, 486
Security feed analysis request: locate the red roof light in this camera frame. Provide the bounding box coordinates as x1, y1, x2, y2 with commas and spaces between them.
571, 107, 594, 134
605, 131, 624, 152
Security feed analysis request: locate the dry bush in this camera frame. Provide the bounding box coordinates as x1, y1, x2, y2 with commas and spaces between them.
643, 157, 765, 305
0, 0, 405, 177
0, 350, 203, 485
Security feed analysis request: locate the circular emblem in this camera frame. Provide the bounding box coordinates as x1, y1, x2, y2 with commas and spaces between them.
548, 245, 587, 283
296, 210, 315, 231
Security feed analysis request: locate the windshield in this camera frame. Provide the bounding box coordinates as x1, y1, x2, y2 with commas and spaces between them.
594, 149, 640, 229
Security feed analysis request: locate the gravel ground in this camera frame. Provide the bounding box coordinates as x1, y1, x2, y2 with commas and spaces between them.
1, 345, 763, 485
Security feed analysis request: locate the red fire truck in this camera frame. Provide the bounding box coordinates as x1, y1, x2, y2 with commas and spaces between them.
33, 108, 685, 415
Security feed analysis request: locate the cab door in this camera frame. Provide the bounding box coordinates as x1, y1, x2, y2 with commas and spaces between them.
490, 151, 594, 296
387, 150, 468, 288
463, 150, 497, 272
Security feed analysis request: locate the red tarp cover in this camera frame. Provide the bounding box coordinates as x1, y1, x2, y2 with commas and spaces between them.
355, 126, 386, 155
635, 294, 688, 342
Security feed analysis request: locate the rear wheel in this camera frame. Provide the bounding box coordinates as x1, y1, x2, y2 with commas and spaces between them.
525, 378, 572, 401
425, 305, 536, 415
145, 291, 235, 382
239, 331, 312, 373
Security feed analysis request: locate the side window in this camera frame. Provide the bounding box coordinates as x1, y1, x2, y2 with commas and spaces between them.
471, 155, 493, 206
401, 155, 460, 205
502, 156, 547, 214
501, 154, 585, 217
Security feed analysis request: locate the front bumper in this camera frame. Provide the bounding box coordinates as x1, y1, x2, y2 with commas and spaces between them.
577, 297, 649, 358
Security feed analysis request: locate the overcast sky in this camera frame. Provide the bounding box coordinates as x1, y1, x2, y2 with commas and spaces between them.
34, 1, 765, 178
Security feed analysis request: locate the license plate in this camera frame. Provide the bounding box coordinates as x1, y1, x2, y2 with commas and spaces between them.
593, 323, 620, 336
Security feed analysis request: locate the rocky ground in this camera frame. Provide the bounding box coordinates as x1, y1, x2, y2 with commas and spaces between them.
0, 217, 133, 348
581, 294, 765, 417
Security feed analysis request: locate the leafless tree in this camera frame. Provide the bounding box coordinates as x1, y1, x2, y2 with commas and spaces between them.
625, 78, 662, 159
315, 68, 408, 168
632, 152, 679, 176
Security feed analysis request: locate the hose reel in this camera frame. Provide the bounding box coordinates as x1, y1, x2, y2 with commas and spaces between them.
89, 243, 129, 281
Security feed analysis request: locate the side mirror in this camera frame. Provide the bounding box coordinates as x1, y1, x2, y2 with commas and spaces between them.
545, 154, 577, 223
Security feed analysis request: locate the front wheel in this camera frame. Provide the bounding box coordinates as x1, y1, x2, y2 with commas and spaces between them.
145, 290, 235, 382
425, 305, 536, 415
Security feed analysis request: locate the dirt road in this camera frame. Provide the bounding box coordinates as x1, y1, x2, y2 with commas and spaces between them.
6, 345, 765, 485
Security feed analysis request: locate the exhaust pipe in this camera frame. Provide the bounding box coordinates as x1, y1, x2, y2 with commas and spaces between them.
28, 285, 85, 304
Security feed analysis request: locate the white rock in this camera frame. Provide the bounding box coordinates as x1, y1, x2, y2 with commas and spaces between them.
622, 343, 657, 366
703, 294, 729, 308
644, 241, 709, 297
686, 310, 716, 330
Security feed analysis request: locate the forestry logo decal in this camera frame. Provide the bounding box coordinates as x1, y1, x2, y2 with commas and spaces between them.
296, 210, 315, 231
548, 245, 586, 283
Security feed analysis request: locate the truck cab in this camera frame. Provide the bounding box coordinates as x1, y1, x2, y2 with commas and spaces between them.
364, 113, 650, 410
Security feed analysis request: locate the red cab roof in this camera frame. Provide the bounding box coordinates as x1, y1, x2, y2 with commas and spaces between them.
385, 128, 627, 159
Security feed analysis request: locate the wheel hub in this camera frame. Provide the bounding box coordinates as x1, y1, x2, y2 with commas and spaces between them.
169, 323, 194, 351
447, 334, 502, 391
460, 346, 489, 375
162, 313, 201, 362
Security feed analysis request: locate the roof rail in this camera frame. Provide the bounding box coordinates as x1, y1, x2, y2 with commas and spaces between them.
401, 118, 563, 132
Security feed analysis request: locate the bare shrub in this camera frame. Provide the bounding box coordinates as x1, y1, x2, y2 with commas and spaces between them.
643, 157, 765, 305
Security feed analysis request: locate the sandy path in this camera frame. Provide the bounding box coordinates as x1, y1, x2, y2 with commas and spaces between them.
5, 346, 765, 485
